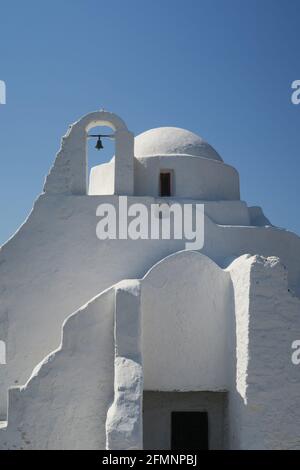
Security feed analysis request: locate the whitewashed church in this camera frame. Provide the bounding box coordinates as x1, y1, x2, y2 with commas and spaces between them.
0, 110, 300, 450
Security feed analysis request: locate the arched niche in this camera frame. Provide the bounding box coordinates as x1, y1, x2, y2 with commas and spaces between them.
44, 110, 134, 196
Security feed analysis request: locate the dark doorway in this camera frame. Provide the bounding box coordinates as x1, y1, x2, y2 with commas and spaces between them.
171, 411, 209, 450
160, 172, 171, 196
143, 391, 225, 449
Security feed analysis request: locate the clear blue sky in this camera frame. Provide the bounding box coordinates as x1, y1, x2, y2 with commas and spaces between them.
0, 0, 299, 244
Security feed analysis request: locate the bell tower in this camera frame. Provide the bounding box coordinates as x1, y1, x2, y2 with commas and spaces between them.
44, 110, 134, 196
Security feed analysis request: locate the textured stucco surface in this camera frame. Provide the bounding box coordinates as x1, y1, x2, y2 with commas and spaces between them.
106, 280, 143, 450
227, 255, 300, 449
0, 288, 115, 449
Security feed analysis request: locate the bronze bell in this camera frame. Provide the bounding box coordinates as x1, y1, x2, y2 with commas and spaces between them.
95, 136, 104, 150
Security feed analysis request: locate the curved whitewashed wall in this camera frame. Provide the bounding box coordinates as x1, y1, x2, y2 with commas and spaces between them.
134, 155, 240, 200
90, 155, 240, 200
142, 251, 233, 391
0, 287, 115, 450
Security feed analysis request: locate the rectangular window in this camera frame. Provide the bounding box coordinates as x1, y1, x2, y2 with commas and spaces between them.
171, 411, 209, 450
160, 172, 172, 197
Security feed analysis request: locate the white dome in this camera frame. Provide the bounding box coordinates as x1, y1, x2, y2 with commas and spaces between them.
135, 127, 223, 162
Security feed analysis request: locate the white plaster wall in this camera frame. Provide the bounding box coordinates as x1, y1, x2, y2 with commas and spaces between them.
0, 194, 190, 416
228, 255, 300, 449
0, 250, 300, 449
1, 111, 299, 450
141, 252, 300, 450
1, 194, 300, 418
226, 254, 252, 449
0, 287, 115, 449
0, 250, 232, 450
141, 251, 233, 391
134, 155, 240, 200
106, 280, 143, 450
248, 206, 271, 226
202, 200, 250, 226
89, 160, 114, 195
203, 216, 300, 296
90, 159, 249, 224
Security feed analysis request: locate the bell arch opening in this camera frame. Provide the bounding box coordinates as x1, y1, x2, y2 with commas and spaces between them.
87, 125, 116, 195
44, 110, 134, 197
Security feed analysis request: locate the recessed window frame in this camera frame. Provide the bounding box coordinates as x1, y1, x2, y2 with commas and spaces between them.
159, 170, 173, 197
